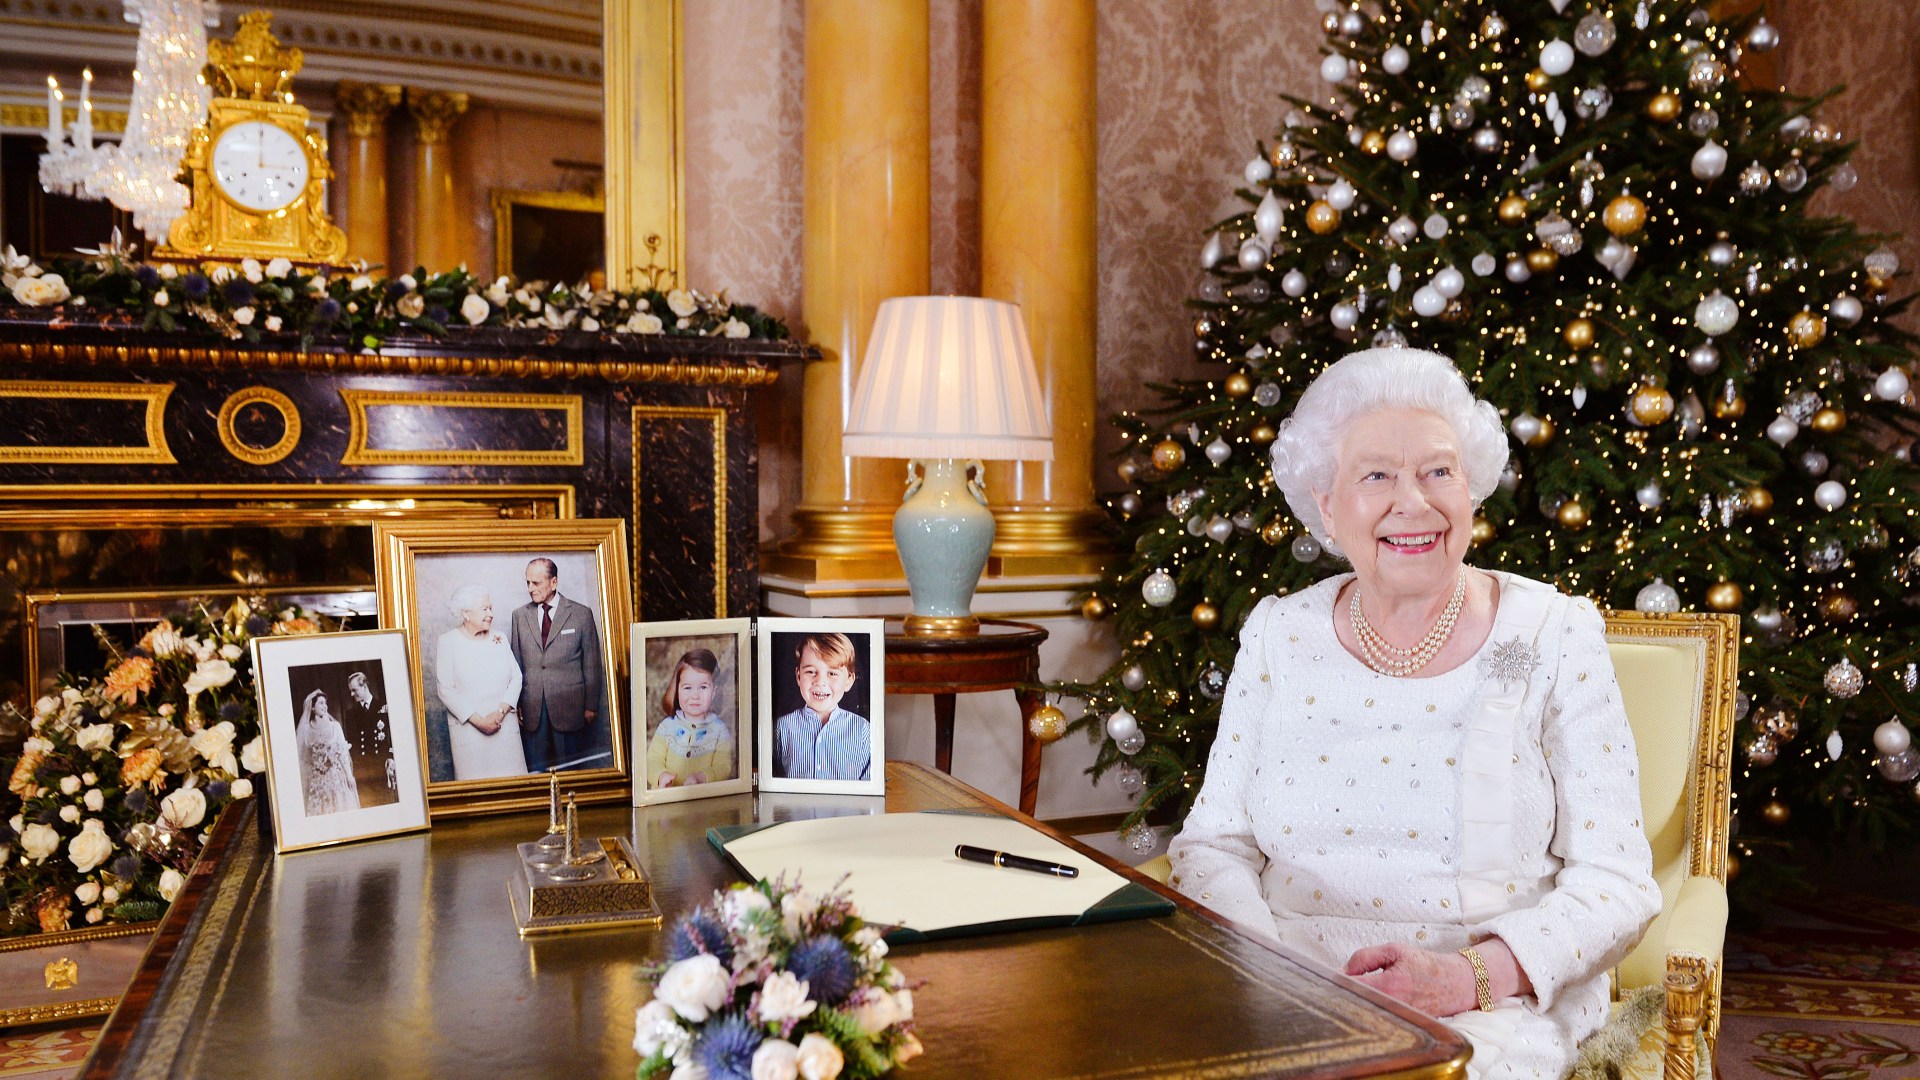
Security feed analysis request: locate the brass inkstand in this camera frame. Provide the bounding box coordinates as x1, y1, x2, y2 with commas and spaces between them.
507, 779, 660, 937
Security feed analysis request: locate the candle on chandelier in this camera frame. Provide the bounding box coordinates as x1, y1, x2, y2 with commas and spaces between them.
45, 76, 61, 144
76, 68, 93, 147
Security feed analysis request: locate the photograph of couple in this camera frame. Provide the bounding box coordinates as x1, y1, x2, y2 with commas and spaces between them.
416, 552, 614, 784
285, 660, 400, 817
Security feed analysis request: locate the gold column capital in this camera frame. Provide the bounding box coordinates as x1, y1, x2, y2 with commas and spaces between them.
335, 81, 402, 139
406, 88, 469, 145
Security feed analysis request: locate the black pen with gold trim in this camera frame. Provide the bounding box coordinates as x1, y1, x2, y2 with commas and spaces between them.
954, 844, 1079, 878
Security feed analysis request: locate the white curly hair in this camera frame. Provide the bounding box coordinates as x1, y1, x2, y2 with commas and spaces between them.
448, 583, 492, 622
1268, 347, 1508, 558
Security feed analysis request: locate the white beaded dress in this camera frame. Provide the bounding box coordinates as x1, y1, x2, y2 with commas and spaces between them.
1168, 571, 1659, 1080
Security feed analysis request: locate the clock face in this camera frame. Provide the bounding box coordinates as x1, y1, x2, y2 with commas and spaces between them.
210, 121, 311, 213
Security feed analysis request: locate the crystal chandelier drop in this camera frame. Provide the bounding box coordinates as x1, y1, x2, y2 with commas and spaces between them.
38, 0, 219, 242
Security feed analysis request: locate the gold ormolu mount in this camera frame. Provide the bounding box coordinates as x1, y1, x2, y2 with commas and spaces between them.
508, 792, 660, 937
206, 10, 302, 100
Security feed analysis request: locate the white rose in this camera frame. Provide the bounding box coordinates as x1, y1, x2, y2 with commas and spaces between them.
60, 805, 81, 823
183, 657, 236, 696
232, 306, 255, 326
751, 1039, 799, 1080
795, 1033, 844, 1080
346, 301, 359, 314
628, 313, 664, 334
486, 277, 511, 305
8, 814, 22, 834
397, 274, 417, 291
654, 953, 729, 1022
60, 775, 81, 795
21, 823, 60, 862
266, 257, 293, 279
159, 867, 185, 902
68, 821, 112, 873
632, 999, 690, 1060
723, 317, 750, 339
780, 891, 813, 938
892, 987, 913, 1021
220, 643, 242, 661
85, 788, 104, 812
241, 258, 264, 283
82, 771, 96, 784
397, 293, 426, 318
461, 293, 490, 325
210, 264, 235, 284
86, 907, 103, 924
161, 787, 208, 829
190, 721, 238, 776
307, 275, 327, 294
240, 736, 266, 774
159, 263, 179, 280
230, 778, 253, 799
76, 881, 101, 904
151, 288, 170, 308
35, 694, 59, 716
350, 274, 374, 291
849, 990, 899, 1036
101, 886, 119, 904
265, 315, 282, 332
667, 289, 698, 317
581, 316, 601, 332
678, 317, 692, 329
755, 971, 817, 1024
76, 724, 114, 752
13, 273, 71, 306
0, 846, 9, 868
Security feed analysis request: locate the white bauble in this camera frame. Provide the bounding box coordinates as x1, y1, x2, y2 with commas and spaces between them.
1875, 367, 1911, 401
1387, 216, 1419, 245
1693, 290, 1739, 336
1433, 266, 1465, 298
1141, 570, 1177, 607
1325, 178, 1357, 211
1509, 412, 1543, 443
1504, 257, 1532, 283
1471, 253, 1498, 277
1281, 269, 1309, 297
1635, 578, 1681, 613
1386, 130, 1418, 162
1875, 719, 1914, 756
1199, 233, 1228, 269
1814, 480, 1848, 511
1120, 664, 1147, 692
1381, 44, 1410, 74
1412, 285, 1446, 317
1243, 156, 1273, 185
1691, 139, 1728, 181
1765, 415, 1799, 446
1320, 53, 1350, 83
1830, 294, 1864, 325
1205, 437, 1232, 465
1237, 237, 1268, 271
1423, 213, 1449, 239
1635, 481, 1664, 508
1206, 515, 1233, 543
1539, 39, 1575, 76
1254, 189, 1286, 241
1329, 302, 1360, 330
1106, 708, 1140, 741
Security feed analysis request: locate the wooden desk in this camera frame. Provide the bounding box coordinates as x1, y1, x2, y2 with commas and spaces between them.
82, 763, 1470, 1080
884, 619, 1049, 815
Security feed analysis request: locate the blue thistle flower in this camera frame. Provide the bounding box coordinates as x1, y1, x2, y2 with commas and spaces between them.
206, 780, 230, 801
665, 909, 734, 966
219, 700, 244, 721
385, 280, 409, 301
124, 788, 149, 815
225, 279, 255, 306
691, 1012, 760, 1080
182, 272, 210, 301
245, 614, 270, 636
315, 298, 343, 323
785, 935, 857, 1006
110, 854, 140, 879
134, 265, 161, 289
34, 806, 59, 825
425, 304, 449, 324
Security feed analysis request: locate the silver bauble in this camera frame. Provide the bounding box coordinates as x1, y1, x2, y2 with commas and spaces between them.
1205, 516, 1234, 543
1874, 367, 1910, 401
1745, 735, 1779, 767
1539, 38, 1575, 76
1750, 605, 1785, 633
1461, 76, 1492, 103
1776, 161, 1808, 194
1117, 731, 1146, 756
1238, 237, 1269, 271
1412, 286, 1447, 317
1691, 140, 1728, 181
1446, 101, 1476, 130
1574, 86, 1613, 120
1123, 821, 1156, 852
1739, 161, 1772, 195
1329, 302, 1359, 331
1338, 10, 1366, 37
1498, 463, 1520, 493
1574, 11, 1616, 55
1635, 481, 1664, 508
1253, 381, 1282, 407
1424, 213, 1451, 239
1197, 664, 1228, 700
1688, 343, 1722, 374
1185, 515, 1206, 537
1687, 109, 1719, 137
1470, 125, 1504, 156
1281, 269, 1309, 297
1874, 719, 1914, 756
1380, 44, 1410, 75
1433, 266, 1465, 298
1320, 53, 1350, 84
1830, 163, 1858, 192
1707, 240, 1737, 267
1803, 540, 1844, 573
1747, 18, 1779, 51
1116, 493, 1142, 518
1830, 294, 1864, 325
1693, 290, 1739, 336
1471, 253, 1498, 277
1106, 707, 1141, 741
1205, 437, 1232, 465
1801, 449, 1830, 476
1504, 257, 1532, 283
1141, 570, 1177, 607
1765, 415, 1799, 446
1814, 480, 1848, 511
1120, 664, 1147, 692
1167, 489, 1195, 516
1115, 764, 1146, 796
1290, 534, 1323, 562
1509, 412, 1543, 443
1635, 578, 1681, 613
1387, 216, 1419, 245
1325, 178, 1357, 211
1880, 749, 1920, 784
1243, 155, 1273, 185
1824, 659, 1864, 698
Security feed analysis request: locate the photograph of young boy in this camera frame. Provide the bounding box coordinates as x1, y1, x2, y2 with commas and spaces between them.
771, 632, 871, 781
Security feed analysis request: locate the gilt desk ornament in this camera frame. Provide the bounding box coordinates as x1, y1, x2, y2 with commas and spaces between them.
536, 770, 566, 851
161, 10, 348, 263
842, 297, 1053, 637
509, 794, 659, 936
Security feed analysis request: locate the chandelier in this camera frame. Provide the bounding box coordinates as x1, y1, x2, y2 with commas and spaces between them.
39, 0, 219, 243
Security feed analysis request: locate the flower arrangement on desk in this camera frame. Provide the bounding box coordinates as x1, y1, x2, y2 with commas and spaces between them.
0, 239, 789, 349
636, 878, 922, 1080
0, 598, 329, 937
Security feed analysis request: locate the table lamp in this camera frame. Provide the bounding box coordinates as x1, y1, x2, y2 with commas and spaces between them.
843, 296, 1053, 636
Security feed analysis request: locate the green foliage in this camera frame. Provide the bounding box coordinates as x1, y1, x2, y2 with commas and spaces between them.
1061, 0, 1920, 870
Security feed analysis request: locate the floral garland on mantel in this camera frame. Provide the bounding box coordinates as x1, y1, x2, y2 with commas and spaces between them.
0, 242, 790, 350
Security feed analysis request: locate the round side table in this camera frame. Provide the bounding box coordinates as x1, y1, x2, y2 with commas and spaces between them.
884, 619, 1050, 816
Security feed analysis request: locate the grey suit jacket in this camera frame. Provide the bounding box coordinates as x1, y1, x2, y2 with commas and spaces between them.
508, 594, 605, 733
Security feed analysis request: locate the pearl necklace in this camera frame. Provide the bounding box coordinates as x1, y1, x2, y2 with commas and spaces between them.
1349, 571, 1468, 677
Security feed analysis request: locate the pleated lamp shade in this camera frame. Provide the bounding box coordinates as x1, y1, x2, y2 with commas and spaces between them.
843, 296, 1053, 461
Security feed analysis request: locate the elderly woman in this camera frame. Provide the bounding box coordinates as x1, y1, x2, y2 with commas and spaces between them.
1167, 348, 1658, 1080
435, 583, 528, 780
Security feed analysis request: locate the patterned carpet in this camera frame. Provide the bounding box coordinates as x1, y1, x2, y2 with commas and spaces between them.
1719, 890, 1920, 1080
0, 1027, 95, 1080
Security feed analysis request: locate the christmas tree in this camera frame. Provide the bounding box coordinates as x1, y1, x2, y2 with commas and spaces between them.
1064, 0, 1920, 881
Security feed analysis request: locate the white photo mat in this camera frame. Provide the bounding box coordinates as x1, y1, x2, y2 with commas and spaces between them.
754, 617, 887, 796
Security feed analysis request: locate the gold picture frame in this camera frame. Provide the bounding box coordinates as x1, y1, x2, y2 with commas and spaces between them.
373, 519, 632, 817
491, 188, 605, 286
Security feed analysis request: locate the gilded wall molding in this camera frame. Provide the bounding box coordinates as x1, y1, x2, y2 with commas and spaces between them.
0, 381, 176, 465
341, 388, 584, 467
631, 404, 727, 619
217, 386, 303, 466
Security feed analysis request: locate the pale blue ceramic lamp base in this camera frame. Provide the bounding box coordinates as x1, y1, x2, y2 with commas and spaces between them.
894, 458, 993, 636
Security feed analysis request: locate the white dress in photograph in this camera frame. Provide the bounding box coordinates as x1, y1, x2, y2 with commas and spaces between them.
436, 628, 529, 780
297, 700, 360, 816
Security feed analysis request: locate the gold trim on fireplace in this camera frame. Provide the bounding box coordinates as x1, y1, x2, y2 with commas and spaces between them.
630, 405, 727, 620
217, 386, 303, 466
0, 483, 576, 525
0, 381, 176, 465
340, 389, 585, 467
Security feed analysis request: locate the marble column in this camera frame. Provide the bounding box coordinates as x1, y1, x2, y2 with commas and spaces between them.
766, 0, 930, 580
404, 88, 468, 273
979, 0, 1108, 575
333, 82, 402, 270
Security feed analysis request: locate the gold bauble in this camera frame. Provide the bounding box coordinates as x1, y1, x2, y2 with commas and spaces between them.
1525, 417, 1556, 447
1710, 387, 1746, 419
1525, 68, 1551, 92
1809, 407, 1847, 434
1151, 438, 1186, 471
1603, 194, 1648, 236
1496, 194, 1530, 225
1306, 200, 1341, 234
1726, 852, 1741, 881
1249, 422, 1277, 444
1746, 486, 1774, 514
1760, 799, 1790, 827
1525, 247, 1559, 273
1360, 130, 1387, 156
1472, 517, 1495, 544
1705, 581, 1744, 612
1027, 703, 1069, 745
1787, 309, 1828, 348
1191, 602, 1220, 630
1629, 384, 1676, 425
1224, 372, 1252, 398
1260, 519, 1287, 545
1819, 586, 1859, 624
1563, 317, 1596, 350
1646, 92, 1682, 123
1557, 500, 1591, 529
1081, 594, 1110, 621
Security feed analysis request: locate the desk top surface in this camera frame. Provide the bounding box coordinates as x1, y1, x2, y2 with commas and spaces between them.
84, 763, 1469, 1080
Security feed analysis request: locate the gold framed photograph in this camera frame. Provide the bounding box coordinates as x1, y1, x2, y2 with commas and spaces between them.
632, 618, 752, 806
373, 520, 632, 817
250, 629, 431, 854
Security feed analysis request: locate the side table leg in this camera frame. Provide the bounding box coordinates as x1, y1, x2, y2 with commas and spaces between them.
934, 693, 957, 775
1015, 686, 1044, 817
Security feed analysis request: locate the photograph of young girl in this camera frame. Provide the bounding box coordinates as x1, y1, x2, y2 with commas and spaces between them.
632, 619, 751, 805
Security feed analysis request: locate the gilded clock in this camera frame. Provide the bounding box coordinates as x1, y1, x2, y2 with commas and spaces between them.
162, 12, 346, 264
